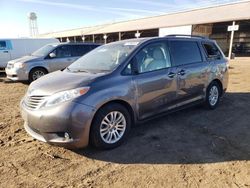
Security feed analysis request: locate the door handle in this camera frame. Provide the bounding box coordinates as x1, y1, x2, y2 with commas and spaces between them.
168, 72, 176, 78
178, 69, 186, 76
3, 51, 8, 53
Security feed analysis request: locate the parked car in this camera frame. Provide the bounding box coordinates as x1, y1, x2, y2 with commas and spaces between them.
5, 42, 100, 82
0, 38, 59, 68
233, 42, 250, 56
21, 35, 229, 149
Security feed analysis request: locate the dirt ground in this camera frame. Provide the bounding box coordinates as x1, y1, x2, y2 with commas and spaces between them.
0, 59, 250, 188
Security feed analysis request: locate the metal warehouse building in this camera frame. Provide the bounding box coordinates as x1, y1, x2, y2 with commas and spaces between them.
40, 1, 250, 57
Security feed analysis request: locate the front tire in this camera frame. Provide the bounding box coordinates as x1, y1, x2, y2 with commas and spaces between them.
90, 103, 131, 149
205, 81, 221, 110
29, 68, 47, 82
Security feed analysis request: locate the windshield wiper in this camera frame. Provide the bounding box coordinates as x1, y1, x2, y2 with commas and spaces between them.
67, 68, 90, 73
75, 69, 89, 73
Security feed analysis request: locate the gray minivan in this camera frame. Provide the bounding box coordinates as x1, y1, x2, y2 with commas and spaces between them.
5, 42, 100, 82
21, 35, 229, 149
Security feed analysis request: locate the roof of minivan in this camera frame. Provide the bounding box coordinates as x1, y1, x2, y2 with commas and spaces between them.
43, 42, 100, 48
49, 37, 212, 48
109, 36, 212, 45
58, 42, 100, 45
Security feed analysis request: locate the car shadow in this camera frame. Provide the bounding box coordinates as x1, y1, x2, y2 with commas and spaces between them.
76, 92, 250, 164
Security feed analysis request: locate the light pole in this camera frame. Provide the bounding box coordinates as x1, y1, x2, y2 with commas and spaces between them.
103, 34, 108, 44
82, 36, 85, 42
81, 30, 85, 42
118, 32, 121, 41
135, 31, 141, 38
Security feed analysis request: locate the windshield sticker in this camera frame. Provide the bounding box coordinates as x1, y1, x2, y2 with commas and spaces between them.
124, 42, 139, 46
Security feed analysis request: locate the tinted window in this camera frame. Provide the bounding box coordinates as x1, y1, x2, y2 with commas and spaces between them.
203, 43, 222, 59
53, 45, 73, 58
72, 45, 99, 57
72, 45, 89, 56
169, 41, 202, 66
0, 41, 6, 49
89, 45, 99, 50
135, 42, 171, 73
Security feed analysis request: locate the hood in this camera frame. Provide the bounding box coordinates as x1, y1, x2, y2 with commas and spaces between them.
28, 70, 107, 96
10, 55, 42, 64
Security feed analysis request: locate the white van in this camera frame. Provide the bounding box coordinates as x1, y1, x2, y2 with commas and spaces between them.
0, 38, 59, 68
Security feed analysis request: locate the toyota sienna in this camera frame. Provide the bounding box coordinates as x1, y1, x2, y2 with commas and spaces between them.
21, 35, 229, 149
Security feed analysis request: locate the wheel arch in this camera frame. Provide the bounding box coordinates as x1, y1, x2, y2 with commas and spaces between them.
208, 79, 223, 96
29, 66, 49, 75
91, 99, 136, 127
29, 66, 48, 77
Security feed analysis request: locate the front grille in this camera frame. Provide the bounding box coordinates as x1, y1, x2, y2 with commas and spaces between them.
23, 95, 47, 110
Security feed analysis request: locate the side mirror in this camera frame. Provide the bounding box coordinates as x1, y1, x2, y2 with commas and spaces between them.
49, 52, 56, 58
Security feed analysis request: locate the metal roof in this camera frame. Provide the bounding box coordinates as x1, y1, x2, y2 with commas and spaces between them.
40, 1, 250, 38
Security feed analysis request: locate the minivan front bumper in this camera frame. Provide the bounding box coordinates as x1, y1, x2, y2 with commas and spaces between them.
5, 67, 29, 81
20, 100, 96, 149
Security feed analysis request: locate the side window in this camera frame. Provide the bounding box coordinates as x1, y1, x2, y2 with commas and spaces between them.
135, 42, 171, 73
169, 40, 202, 66
0, 41, 7, 50
72, 45, 88, 57
203, 43, 222, 60
90, 45, 99, 50
72, 45, 99, 56
53, 45, 72, 58
124, 63, 132, 75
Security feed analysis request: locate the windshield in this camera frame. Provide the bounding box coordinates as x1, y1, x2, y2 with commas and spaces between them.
68, 41, 139, 72
32, 44, 57, 57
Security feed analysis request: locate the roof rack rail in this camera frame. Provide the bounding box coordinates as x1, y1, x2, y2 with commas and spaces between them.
166, 34, 208, 39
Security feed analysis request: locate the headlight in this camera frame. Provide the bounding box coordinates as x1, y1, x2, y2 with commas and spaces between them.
14, 62, 25, 68
43, 87, 90, 107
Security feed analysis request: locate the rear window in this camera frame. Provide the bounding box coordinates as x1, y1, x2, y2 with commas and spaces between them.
169, 40, 202, 66
0, 41, 6, 49
203, 43, 222, 60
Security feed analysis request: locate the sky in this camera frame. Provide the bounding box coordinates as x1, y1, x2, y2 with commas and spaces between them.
0, 0, 244, 38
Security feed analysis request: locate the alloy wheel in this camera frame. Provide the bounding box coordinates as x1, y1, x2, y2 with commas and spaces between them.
100, 111, 126, 144
209, 85, 219, 106
32, 70, 45, 80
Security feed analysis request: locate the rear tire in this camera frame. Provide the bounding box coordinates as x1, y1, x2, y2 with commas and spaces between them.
205, 81, 221, 110
29, 68, 47, 82
90, 103, 131, 149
